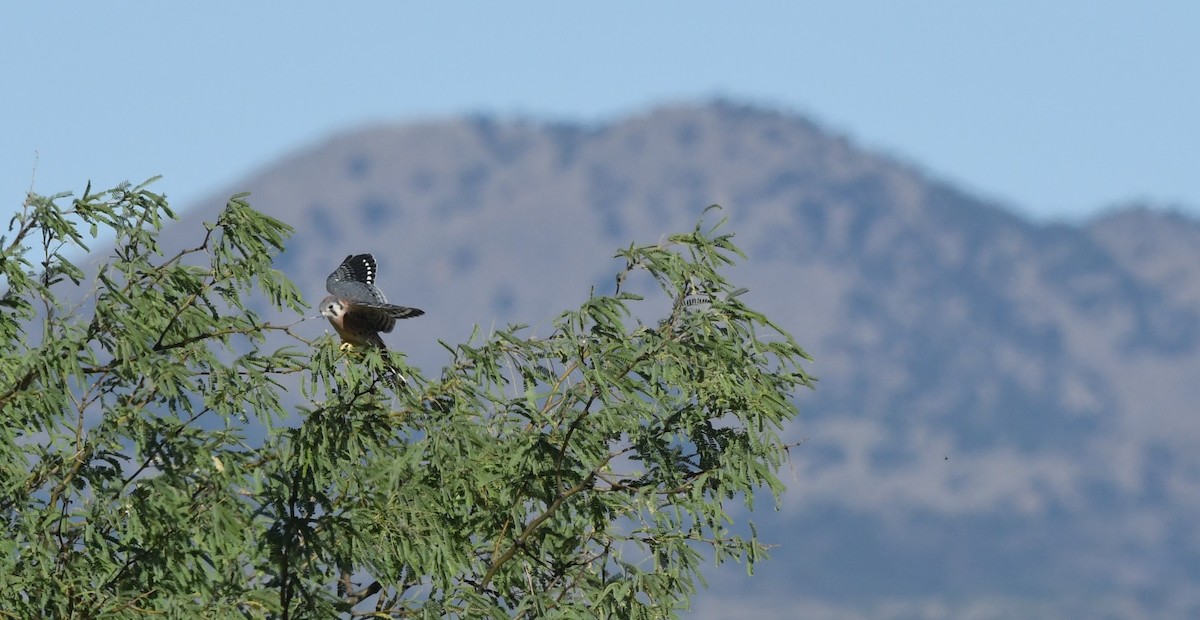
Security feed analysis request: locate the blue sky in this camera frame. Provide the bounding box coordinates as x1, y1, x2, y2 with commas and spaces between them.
3, 2, 1198, 224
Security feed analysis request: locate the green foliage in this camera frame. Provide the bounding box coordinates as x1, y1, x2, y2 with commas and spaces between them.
1, 183, 814, 619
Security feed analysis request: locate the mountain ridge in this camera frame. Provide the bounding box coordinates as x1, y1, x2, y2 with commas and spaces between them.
164, 100, 1200, 618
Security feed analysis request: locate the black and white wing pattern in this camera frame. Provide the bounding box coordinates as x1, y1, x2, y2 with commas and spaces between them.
326, 253, 388, 304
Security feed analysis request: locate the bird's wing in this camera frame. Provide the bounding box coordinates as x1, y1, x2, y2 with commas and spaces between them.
345, 302, 425, 334
328, 253, 377, 286
327, 254, 388, 303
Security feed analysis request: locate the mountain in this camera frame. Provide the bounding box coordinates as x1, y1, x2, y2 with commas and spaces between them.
167, 101, 1200, 618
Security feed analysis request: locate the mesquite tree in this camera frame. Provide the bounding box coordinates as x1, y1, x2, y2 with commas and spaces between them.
0, 181, 813, 618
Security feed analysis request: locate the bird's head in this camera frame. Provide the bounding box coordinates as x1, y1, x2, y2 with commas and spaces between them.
318, 295, 346, 320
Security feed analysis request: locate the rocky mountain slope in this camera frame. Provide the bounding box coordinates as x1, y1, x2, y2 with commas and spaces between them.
167, 101, 1200, 618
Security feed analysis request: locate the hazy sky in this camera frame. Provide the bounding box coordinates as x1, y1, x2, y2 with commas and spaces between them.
3, 2, 1198, 224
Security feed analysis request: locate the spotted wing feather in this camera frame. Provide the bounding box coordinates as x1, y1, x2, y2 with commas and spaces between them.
326, 254, 387, 303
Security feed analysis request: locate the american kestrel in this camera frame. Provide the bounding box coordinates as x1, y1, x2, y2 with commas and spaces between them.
319, 254, 423, 350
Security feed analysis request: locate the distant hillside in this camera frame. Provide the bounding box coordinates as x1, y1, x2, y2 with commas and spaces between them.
168, 101, 1200, 618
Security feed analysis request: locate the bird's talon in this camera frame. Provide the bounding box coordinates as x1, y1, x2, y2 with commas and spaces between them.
339, 342, 356, 352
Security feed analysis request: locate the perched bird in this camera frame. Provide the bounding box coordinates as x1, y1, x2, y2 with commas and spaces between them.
681, 277, 713, 315
319, 254, 423, 350
677, 278, 747, 335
